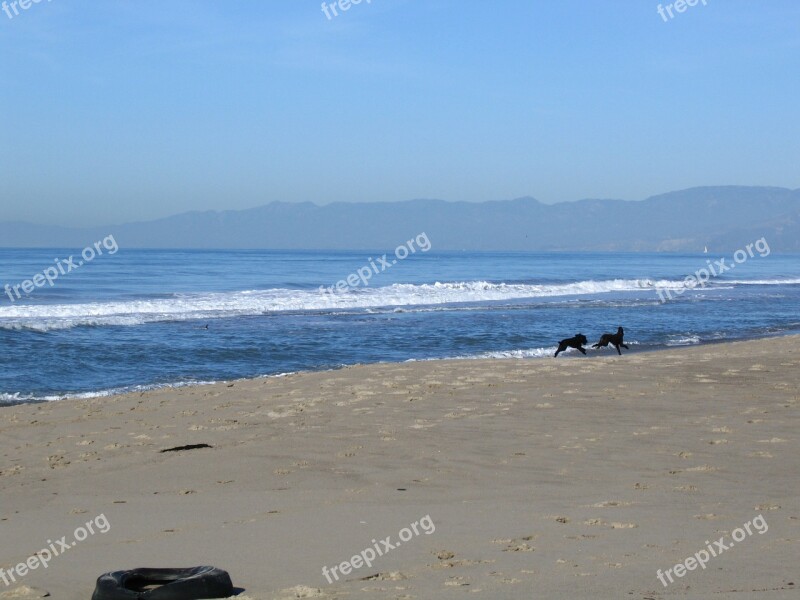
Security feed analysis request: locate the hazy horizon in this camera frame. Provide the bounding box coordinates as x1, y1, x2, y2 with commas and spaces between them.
10, 184, 800, 228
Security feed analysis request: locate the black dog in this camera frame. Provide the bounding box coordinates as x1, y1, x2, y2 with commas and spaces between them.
554, 333, 588, 357
592, 327, 629, 355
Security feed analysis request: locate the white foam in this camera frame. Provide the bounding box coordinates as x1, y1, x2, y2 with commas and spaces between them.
455, 346, 558, 360
422, 339, 643, 361
651, 277, 800, 290
720, 278, 800, 285
0, 370, 310, 405
665, 335, 701, 346
0, 276, 795, 332
0, 381, 219, 405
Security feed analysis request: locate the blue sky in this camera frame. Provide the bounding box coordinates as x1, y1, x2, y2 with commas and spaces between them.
1, 0, 799, 227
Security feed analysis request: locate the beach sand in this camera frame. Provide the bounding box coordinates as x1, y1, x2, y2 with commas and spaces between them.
1, 336, 798, 599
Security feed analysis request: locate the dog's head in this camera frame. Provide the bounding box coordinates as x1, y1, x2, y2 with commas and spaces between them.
577, 334, 588, 345
617, 327, 624, 335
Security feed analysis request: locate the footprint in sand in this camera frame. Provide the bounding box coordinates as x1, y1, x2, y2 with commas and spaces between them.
431, 552, 488, 570
675, 485, 699, 492
337, 445, 363, 457
359, 572, 408, 581
503, 542, 534, 552
553, 516, 570, 524
750, 451, 773, 458
0, 585, 50, 598
273, 586, 327, 599
47, 455, 70, 469
686, 465, 717, 472
584, 519, 637, 529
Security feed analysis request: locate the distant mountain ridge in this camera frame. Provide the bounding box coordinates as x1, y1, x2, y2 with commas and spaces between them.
2, 186, 799, 252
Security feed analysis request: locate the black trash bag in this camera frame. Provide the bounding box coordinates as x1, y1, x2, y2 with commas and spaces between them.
91, 566, 234, 600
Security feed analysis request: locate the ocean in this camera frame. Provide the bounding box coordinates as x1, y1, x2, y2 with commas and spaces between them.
1, 246, 798, 405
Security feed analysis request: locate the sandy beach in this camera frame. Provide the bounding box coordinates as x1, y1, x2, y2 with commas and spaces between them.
1, 336, 798, 600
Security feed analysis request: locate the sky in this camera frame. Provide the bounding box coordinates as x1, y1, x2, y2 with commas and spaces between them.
1, 0, 799, 228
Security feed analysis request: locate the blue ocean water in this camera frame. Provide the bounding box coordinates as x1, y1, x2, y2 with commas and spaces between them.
1, 247, 798, 404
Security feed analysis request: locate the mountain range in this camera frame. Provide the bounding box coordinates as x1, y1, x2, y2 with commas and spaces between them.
2, 186, 799, 252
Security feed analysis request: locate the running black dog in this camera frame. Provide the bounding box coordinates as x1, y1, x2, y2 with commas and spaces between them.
592, 327, 629, 355
554, 333, 588, 357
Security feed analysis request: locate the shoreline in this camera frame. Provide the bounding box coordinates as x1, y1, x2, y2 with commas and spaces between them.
1, 334, 798, 599
3, 329, 799, 408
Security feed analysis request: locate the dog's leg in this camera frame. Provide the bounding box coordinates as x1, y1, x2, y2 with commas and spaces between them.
578, 346, 587, 355
554, 345, 563, 358
615, 344, 622, 355
621, 344, 629, 350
